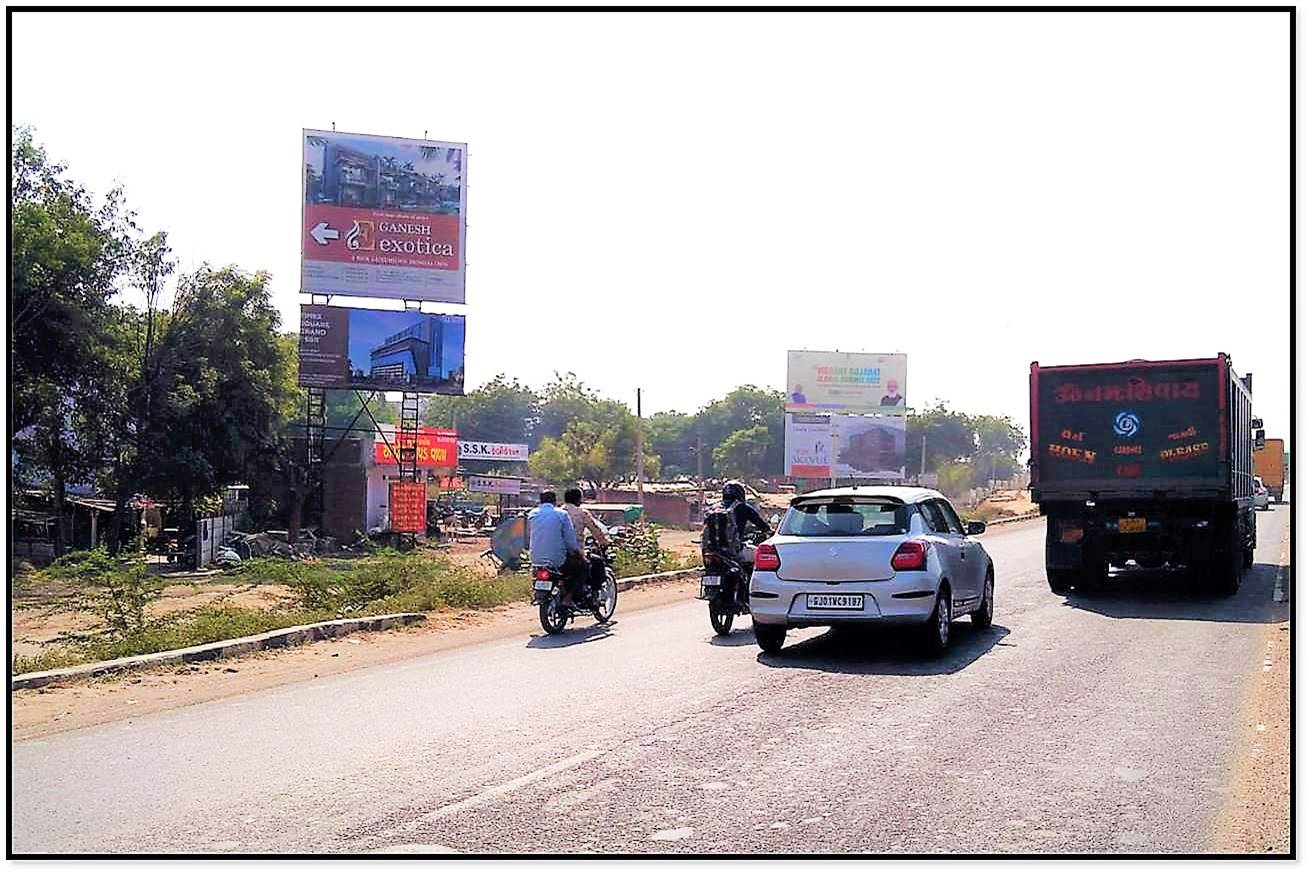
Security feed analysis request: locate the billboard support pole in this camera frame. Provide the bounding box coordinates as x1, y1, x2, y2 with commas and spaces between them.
829, 414, 840, 489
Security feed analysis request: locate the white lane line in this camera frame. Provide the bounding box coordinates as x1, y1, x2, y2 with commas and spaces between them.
421, 749, 604, 822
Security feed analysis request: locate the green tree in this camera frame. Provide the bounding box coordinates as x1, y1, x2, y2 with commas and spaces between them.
693, 385, 784, 478
10, 127, 135, 437
905, 402, 977, 476
647, 412, 695, 478
712, 425, 772, 481
970, 414, 1027, 486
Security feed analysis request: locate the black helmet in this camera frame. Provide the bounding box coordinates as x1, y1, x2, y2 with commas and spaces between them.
722, 480, 746, 506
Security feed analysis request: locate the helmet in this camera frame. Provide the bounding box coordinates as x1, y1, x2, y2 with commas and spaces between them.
721, 480, 746, 507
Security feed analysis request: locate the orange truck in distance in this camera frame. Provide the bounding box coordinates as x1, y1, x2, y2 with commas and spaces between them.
1254, 438, 1286, 503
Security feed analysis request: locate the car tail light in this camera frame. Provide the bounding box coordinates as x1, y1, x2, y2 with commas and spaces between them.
754, 543, 781, 572
891, 540, 927, 572
533, 568, 553, 581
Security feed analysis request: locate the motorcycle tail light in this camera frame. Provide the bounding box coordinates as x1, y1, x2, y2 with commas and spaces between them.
891, 540, 928, 572
533, 568, 553, 581
754, 543, 781, 572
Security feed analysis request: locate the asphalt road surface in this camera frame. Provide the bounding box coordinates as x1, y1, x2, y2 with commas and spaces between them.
11, 508, 1290, 854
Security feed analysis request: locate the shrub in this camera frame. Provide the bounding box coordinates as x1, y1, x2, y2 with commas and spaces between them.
36, 547, 160, 635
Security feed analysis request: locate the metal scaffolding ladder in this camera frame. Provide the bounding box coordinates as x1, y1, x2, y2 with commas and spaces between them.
305, 387, 326, 531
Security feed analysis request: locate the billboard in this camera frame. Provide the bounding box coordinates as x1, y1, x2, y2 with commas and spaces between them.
389, 481, 427, 533
468, 475, 523, 496
786, 351, 907, 413
784, 414, 907, 479
303, 129, 467, 303
299, 305, 465, 394
458, 440, 530, 462
374, 426, 458, 469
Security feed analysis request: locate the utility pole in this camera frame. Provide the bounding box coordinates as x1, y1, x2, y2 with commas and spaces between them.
696, 431, 705, 522
921, 431, 928, 480
635, 388, 645, 505
829, 413, 840, 489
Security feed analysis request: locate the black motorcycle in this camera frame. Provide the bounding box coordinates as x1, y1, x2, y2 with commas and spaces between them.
531, 544, 618, 634
698, 532, 768, 636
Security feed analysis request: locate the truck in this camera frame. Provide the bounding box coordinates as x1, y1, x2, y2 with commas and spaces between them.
1253, 438, 1286, 503
1029, 354, 1256, 596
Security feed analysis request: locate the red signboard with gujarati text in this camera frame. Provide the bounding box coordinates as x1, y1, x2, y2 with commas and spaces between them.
375, 427, 458, 470
389, 481, 428, 533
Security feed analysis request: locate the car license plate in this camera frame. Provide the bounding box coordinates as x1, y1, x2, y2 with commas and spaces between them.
806, 594, 863, 610
1118, 517, 1147, 534
533, 579, 554, 591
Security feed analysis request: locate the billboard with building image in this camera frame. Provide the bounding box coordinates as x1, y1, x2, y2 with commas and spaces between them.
303, 129, 467, 302
298, 304, 465, 394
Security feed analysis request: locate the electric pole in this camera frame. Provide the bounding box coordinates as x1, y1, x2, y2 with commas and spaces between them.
696, 431, 704, 523
635, 388, 645, 505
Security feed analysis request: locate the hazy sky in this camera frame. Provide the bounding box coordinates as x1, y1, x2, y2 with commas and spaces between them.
11, 11, 1292, 446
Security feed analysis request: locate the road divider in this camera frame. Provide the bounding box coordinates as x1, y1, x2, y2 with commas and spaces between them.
10, 613, 426, 691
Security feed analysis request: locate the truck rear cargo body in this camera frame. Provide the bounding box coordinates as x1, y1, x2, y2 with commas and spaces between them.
1030, 355, 1255, 595
1253, 438, 1286, 502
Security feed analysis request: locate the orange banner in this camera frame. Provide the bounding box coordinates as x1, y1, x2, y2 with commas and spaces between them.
375, 427, 458, 470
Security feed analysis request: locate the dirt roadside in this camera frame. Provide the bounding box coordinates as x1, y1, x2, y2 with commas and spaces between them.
1211, 530, 1292, 854
11, 576, 702, 742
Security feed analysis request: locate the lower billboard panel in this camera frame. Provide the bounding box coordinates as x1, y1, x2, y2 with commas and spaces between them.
299, 304, 465, 394
785, 413, 907, 480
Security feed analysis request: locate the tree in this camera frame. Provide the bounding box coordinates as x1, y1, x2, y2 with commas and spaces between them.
905, 402, 977, 477
693, 386, 784, 478
528, 416, 660, 490
137, 265, 296, 526
712, 426, 772, 481
647, 412, 695, 479
970, 414, 1026, 486
10, 126, 134, 435
535, 372, 602, 446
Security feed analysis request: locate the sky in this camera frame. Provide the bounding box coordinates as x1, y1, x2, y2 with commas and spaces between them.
10, 10, 1292, 448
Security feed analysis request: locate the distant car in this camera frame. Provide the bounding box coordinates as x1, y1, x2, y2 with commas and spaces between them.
1253, 477, 1270, 511
749, 486, 994, 655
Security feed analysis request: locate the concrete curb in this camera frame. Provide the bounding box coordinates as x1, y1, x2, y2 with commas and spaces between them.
986, 512, 1041, 527
10, 613, 426, 691
615, 568, 702, 592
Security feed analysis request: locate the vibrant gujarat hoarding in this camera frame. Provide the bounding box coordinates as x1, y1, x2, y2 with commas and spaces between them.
298, 304, 465, 394
303, 129, 467, 303
785, 351, 907, 414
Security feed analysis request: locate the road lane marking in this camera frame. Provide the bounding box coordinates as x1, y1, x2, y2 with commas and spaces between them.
419, 749, 603, 822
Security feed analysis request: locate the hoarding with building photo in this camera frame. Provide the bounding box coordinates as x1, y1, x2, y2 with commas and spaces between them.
786, 350, 907, 413
302, 129, 467, 303
298, 304, 465, 394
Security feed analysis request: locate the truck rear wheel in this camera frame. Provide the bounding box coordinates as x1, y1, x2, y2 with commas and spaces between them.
1206, 520, 1243, 597
1047, 568, 1077, 594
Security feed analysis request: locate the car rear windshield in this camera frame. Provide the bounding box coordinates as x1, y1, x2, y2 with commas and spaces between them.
778, 499, 909, 537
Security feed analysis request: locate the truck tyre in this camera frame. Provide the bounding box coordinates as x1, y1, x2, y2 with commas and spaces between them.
1207, 520, 1242, 597
1047, 568, 1076, 594
1078, 552, 1109, 594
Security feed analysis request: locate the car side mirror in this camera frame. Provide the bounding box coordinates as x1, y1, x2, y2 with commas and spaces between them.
966, 520, 987, 536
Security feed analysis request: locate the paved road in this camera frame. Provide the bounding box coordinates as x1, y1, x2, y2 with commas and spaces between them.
11, 508, 1289, 854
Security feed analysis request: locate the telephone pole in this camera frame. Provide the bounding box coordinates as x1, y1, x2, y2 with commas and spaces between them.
635, 388, 645, 506
696, 431, 705, 523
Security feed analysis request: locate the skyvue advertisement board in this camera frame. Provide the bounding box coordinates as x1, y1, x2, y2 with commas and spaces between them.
298, 304, 465, 394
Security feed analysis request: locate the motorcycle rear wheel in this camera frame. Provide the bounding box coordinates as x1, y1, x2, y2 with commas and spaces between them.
709, 597, 734, 636
539, 594, 568, 634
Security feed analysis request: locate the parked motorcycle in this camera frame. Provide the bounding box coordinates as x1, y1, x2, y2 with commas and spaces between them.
698, 531, 769, 636
531, 543, 618, 634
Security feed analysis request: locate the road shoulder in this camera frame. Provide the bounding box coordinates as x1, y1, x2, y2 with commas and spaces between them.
1210, 525, 1291, 854
11, 576, 701, 742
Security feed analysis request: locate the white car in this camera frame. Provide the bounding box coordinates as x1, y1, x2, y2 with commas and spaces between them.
1253, 477, 1271, 511
749, 486, 994, 655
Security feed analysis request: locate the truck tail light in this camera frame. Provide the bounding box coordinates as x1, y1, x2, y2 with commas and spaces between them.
755, 543, 781, 572
891, 540, 928, 572
1060, 523, 1084, 543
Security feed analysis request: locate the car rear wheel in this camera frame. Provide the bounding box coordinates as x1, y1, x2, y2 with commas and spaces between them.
754, 621, 786, 654
970, 573, 994, 629
922, 588, 951, 655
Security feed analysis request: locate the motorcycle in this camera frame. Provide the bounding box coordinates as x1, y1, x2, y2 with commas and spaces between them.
531, 542, 618, 634
699, 530, 770, 636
